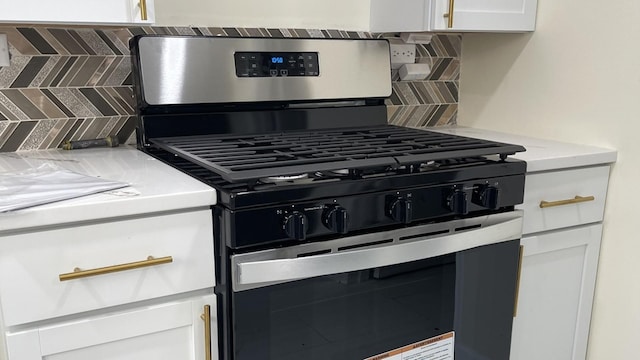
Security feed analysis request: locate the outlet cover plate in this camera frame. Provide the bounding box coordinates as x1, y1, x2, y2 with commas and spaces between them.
390, 43, 416, 70
0, 34, 9, 67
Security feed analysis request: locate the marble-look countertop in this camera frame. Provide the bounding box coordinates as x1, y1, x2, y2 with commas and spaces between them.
0, 146, 217, 234
431, 126, 617, 172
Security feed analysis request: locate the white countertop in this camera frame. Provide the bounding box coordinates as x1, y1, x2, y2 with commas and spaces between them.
432, 126, 617, 172
0, 146, 217, 234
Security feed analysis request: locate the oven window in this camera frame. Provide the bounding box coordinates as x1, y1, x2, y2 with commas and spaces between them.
229, 240, 519, 360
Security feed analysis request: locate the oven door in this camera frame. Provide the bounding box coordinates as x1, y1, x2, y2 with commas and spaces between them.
227, 211, 523, 360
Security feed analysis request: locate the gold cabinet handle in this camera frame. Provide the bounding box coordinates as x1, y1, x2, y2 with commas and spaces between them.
443, 0, 455, 28
539, 195, 595, 208
59, 256, 172, 281
139, 0, 148, 21
513, 245, 524, 317
201, 305, 212, 360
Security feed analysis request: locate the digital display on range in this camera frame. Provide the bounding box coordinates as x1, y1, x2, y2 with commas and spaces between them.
235, 52, 319, 78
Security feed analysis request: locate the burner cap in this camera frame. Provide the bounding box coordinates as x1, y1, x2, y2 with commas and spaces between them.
259, 174, 309, 184
331, 169, 350, 175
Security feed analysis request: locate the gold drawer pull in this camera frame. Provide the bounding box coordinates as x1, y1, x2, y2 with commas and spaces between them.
201, 305, 212, 360
539, 195, 595, 208
139, 0, 148, 21
59, 256, 172, 282
443, 0, 455, 28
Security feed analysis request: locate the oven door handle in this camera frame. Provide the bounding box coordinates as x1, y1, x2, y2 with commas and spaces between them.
233, 213, 522, 291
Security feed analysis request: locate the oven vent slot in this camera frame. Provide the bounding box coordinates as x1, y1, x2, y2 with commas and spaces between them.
399, 229, 450, 241
338, 239, 393, 252
297, 249, 332, 258
455, 224, 482, 232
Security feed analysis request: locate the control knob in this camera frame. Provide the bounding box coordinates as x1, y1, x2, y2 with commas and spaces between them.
447, 190, 468, 215
283, 211, 308, 240
323, 205, 349, 234
473, 185, 500, 210
388, 198, 413, 224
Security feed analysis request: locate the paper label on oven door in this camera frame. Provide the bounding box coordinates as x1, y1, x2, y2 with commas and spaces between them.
364, 331, 454, 360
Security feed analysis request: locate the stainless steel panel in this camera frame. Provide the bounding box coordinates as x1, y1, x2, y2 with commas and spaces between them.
136, 36, 392, 105
232, 211, 523, 291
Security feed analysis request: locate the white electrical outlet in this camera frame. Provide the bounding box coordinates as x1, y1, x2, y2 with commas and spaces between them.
390, 41, 416, 70
0, 34, 9, 67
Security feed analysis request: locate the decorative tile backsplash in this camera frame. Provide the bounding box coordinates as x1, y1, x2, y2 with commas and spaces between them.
0, 26, 459, 152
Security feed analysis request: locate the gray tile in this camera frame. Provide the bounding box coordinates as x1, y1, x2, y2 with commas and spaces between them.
95, 30, 123, 55
0, 92, 28, 120
69, 88, 101, 116
1, 89, 46, 119
58, 56, 89, 87
79, 88, 117, 116
30, 56, 61, 87
40, 56, 70, 87
79, 117, 109, 140
0, 120, 36, 152
16, 28, 57, 54
38, 118, 70, 149
41, 89, 74, 117
115, 116, 136, 144
48, 29, 86, 55
48, 88, 94, 117
42, 119, 76, 149
87, 56, 115, 87
20, 89, 66, 119
18, 119, 56, 150
100, 56, 130, 86
307, 29, 325, 38
96, 116, 120, 138
0, 56, 30, 88
61, 118, 85, 141
69, 57, 108, 87
77, 30, 114, 56
68, 30, 97, 55
175, 27, 197, 35
0, 121, 18, 149
10, 56, 49, 88
49, 56, 79, 87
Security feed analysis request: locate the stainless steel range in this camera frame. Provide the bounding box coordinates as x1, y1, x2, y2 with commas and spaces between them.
130, 35, 526, 360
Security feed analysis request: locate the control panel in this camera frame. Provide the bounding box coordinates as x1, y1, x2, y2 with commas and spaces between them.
226, 174, 524, 248
235, 52, 319, 77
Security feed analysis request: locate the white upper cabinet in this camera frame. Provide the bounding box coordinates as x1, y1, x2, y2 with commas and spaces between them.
370, 0, 537, 33
0, 0, 154, 24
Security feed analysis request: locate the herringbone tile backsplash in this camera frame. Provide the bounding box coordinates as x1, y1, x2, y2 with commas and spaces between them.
0, 26, 460, 152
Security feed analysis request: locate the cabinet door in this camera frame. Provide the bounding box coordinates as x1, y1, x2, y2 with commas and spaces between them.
0, 0, 154, 24
370, 0, 432, 33
511, 224, 602, 360
431, 0, 537, 32
5, 295, 217, 360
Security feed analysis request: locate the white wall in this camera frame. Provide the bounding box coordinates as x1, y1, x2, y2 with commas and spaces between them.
459, 1, 640, 359
154, 0, 370, 31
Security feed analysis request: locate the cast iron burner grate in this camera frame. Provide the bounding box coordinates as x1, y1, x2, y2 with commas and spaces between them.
149, 125, 525, 183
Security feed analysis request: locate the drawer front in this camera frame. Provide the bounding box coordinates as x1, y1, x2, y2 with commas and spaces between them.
0, 210, 214, 327
518, 166, 610, 235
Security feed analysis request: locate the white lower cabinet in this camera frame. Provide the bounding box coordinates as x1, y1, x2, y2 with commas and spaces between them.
6, 295, 217, 360
511, 224, 602, 360
0, 208, 217, 360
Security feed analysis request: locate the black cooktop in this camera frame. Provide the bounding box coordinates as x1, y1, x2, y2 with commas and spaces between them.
149, 125, 525, 183
148, 145, 526, 210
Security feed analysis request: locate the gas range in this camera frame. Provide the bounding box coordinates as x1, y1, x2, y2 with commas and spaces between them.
145, 124, 526, 248
131, 35, 526, 360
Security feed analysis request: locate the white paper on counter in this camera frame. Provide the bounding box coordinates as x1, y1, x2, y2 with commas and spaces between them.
0, 163, 129, 212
